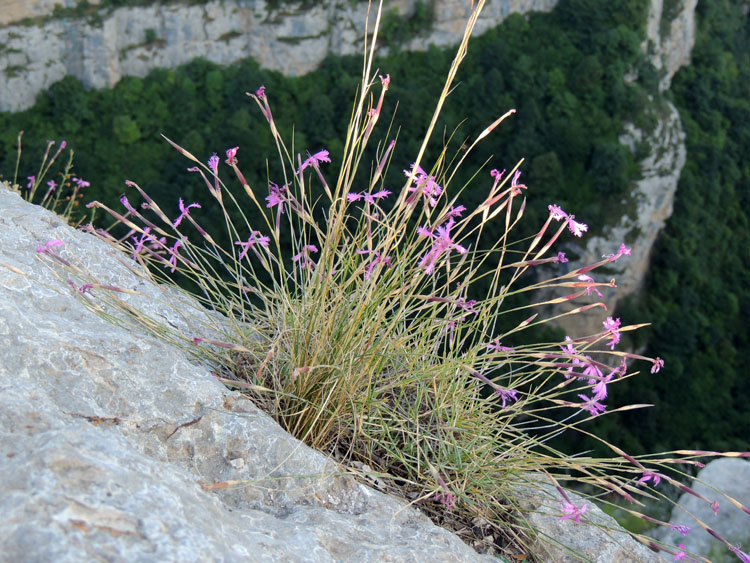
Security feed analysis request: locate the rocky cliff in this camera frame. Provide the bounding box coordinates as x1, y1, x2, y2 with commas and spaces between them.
0, 0, 556, 113
549, 0, 696, 338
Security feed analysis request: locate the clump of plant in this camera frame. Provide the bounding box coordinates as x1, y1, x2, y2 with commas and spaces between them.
7, 131, 92, 226
34, 1, 750, 560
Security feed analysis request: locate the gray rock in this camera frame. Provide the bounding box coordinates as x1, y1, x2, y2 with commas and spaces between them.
0, 0, 558, 113
652, 458, 750, 561
0, 183, 493, 562
515, 476, 661, 562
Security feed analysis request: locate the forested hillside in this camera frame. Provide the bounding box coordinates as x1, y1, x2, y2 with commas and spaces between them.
586, 0, 750, 455
1, 0, 746, 456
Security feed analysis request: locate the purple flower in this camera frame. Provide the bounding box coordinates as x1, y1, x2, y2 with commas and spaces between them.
445, 205, 466, 219
46, 180, 58, 191
557, 251, 568, 263
578, 393, 607, 416
418, 220, 468, 274
255, 85, 266, 99
559, 501, 587, 523
651, 357, 665, 374
711, 500, 719, 516
173, 198, 201, 228
72, 177, 90, 188
495, 386, 519, 409
674, 544, 687, 560
235, 231, 270, 260
26, 176, 36, 189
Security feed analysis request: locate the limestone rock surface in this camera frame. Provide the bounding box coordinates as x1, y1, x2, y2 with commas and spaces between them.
0, 183, 493, 562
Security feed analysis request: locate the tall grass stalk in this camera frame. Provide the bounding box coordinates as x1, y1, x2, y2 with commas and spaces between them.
33, 1, 750, 560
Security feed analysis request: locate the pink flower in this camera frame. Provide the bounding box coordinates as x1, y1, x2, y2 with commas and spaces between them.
490, 168, 506, 181
347, 189, 391, 204
120, 195, 138, 215
651, 357, 665, 374
235, 231, 270, 260
300, 149, 331, 172
568, 216, 588, 237
380, 74, 390, 89
730, 545, 750, 563
669, 524, 690, 536
46, 180, 58, 191
578, 274, 603, 297
548, 204, 567, 221
36, 239, 64, 254
292, 244, 318, 270
132, 228, 157, 255
173, 198, 201, 228
418, 220, 467, 274
265, 182, 286, 210
486, 339, 514, 353
208, 153, 219, 174
578, 393, 607, 416
225, 146, 239, 164
72, 177, 90, 188
356, 250, 392, 280
557, 251, 568, 263
255, 85, 266, 98
510, 170, 527, 195
547, 204, 588, 236
404, 163, 443, 207
26, 175, 36, 189
592, 370, 615, 400
603, 316, 622, 350
165, 239, 183, 273
711, 500, 719, 516
638, 472, 662, 487
445, 205, 466, 219
674, 544, 687, 560
559, 501, 587, 523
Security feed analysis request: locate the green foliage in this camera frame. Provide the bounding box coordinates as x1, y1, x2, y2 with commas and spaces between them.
379, 0, 434, 49
579, 0, 750, 456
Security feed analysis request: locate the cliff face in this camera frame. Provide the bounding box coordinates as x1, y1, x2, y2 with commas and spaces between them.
0, 0, 556, 113
549, 0, 696, 339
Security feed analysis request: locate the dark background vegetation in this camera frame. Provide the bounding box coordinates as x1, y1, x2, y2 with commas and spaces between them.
0, 0, 747, 456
